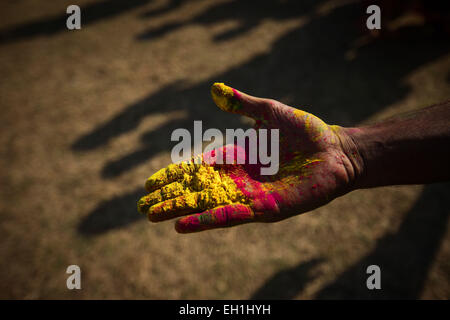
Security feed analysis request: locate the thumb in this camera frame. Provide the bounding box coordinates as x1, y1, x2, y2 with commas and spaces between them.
211, 82, 273, 120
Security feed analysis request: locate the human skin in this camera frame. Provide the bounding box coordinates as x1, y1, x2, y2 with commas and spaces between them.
138, 83, 450, 233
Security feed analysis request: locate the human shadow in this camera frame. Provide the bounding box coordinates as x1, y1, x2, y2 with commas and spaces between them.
0, 0, 151, 45
77, 188, 146, 236
100, 117, 196, 178
314, 182, 450, 299
138, 0, 450, 42
137, 0, 318, 42
140, 0, 191, 19
73, 1, 450, 179
250, 258, 324, 300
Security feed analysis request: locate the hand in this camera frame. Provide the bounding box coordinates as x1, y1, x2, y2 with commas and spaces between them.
138, 83, 362, 233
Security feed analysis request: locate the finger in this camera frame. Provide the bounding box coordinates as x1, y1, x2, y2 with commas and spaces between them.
145, 161, 201, 192
143, 162, 247, 218
147, 190, 221, 222
138, 190, 162, 214
138, 181, 188, 214
175, 204, 255, 233
148, 193, 199, 222
147, 179, 248, 222
210, 82, 273, 120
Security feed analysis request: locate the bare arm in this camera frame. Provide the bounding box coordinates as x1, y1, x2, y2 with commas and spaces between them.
342, 100, 450, 189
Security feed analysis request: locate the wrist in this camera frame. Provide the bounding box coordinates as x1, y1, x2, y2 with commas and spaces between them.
341, 125, 393, 189
332, 126, 368, 191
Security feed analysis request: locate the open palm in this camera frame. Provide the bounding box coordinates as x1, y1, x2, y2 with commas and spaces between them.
138, 83, 359, 233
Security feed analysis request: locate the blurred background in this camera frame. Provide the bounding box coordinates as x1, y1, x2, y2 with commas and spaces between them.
0, 0, 449, 299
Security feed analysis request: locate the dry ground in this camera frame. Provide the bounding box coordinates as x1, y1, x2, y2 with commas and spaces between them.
0, 0, 449, 299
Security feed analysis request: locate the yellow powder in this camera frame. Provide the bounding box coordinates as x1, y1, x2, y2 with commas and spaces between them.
293, 109, 308, 120
145, 162, 202, 191
211, 82, 240, 112
278, 152, 322, 177
293, 108, 332, 142
138, 162, 249, 217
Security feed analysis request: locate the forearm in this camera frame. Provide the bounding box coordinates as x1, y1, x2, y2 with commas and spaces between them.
344, 100, 450, 189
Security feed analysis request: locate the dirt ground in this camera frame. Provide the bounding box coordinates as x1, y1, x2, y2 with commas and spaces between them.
0, 0, 449, 299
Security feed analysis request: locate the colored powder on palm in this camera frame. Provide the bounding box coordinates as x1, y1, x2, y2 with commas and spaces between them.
138, 162, 250, 221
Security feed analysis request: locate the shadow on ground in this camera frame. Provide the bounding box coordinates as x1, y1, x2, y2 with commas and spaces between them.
251, 258, 324, 299
77, 188, 146, 235
0, 0, 151, 45
137, 0, 319, 42
316, 183, 450, 299
249, 183, 450, 299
